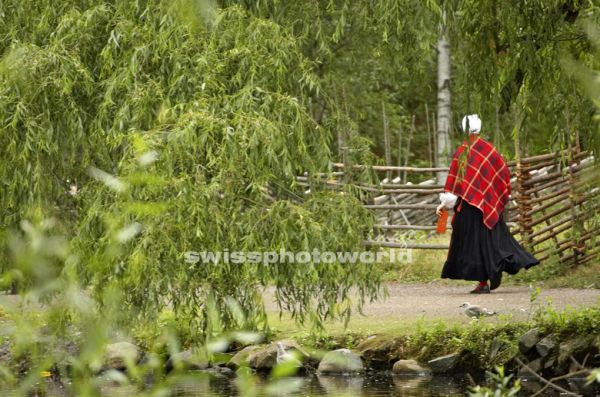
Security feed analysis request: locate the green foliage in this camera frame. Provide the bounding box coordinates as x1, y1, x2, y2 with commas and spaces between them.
451, 0, 600, 155
588, 368, 600, 385
405, 319, 526, 369
532, 303, 600, 338
469, 366, 521, 397
401, 301, 600, 370
0, 0, 383, 335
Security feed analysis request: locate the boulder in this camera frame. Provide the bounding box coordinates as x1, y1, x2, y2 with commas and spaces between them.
166, 349, 209, 372
427, 353, 460, 374
226, 345, 261, 369
392, 359, 431, 375
536, 334, 557, 358
519, 358, 542, 377
317, 349, 364, 374
356, 335, 396, 368
543, 357, 556, 370
247, 340, 308, 371
519, 328, 540, 354
558, 336, 595, 365
104, 342, 140, 370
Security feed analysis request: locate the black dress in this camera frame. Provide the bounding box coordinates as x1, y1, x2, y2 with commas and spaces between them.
441, 198, 539, 290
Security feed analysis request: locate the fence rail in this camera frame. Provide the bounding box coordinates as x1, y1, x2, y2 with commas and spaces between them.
299, 149, 599, 266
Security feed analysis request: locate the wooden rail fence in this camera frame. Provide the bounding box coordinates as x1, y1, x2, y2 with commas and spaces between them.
298, 149, 599, 267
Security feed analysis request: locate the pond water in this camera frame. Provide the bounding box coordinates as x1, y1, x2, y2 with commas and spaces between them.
19, 372, 600, 397
163, 373, 470, 396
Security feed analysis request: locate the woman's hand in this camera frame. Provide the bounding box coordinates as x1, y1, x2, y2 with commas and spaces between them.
436, 203, 445, 216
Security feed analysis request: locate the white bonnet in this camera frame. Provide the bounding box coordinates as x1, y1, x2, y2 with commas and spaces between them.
462, 114, 482, 134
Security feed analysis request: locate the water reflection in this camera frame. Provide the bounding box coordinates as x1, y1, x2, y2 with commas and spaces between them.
392, 375, 466, 396
317, 374, 364, 394
236, 373, 466, 397
10, 372, 600, 396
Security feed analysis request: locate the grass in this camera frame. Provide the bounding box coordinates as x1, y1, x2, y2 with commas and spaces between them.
266, 310, 474, 352
266, 310, 466, 342
507, 259, 600, 288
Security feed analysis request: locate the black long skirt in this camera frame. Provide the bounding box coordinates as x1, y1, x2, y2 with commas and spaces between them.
441, 199, 539, 290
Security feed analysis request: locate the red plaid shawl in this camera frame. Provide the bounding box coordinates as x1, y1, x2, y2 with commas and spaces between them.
444, 137, 511, 229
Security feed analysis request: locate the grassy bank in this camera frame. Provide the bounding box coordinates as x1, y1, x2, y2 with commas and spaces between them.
269, 303, 600, 375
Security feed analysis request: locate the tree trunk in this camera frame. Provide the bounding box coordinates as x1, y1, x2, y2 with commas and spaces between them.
436, 10, 451, 184
382, 98, 392, 181
425, 103, 433, 168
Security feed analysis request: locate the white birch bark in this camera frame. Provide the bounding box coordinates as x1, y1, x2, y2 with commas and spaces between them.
436, 10, 451, 184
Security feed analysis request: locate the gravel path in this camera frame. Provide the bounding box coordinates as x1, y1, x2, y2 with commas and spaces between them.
264, 283, 600, 331
357, 283, 600, 323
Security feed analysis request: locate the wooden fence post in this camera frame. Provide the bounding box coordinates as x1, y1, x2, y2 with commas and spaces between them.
515, 160, 533, 247
568, 130, 584, 266
513, 116, 533, 247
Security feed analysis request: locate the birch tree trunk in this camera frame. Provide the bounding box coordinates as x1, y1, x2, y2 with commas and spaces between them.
436, 9, 451, 184
381, 98, 392, 181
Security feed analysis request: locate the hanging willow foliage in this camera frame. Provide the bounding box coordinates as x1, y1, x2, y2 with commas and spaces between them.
0, 0, 380, 333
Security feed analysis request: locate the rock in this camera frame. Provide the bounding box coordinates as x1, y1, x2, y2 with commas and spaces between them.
166, 349, 209, 372
317, 349, 364, 374
226, 345, 261, 369
566, 377, 600, 396
356, 335, 396, 369
488, 337, 504, 362
247, 340, 308, 371
519, 377, 543, 395
104, 342, 140, 370
558, 336, 595, 365
519, 358, 542, 377
427, 353, 460, 374
543, 357, 555, 370
198, 366, 235, 378
536, 334, 557, 358
392, 359, 431, 375
213, 366, 235, 377
519, 328, 540, 354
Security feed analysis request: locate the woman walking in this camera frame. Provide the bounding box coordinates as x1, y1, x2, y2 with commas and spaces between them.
436, 115, 539, 293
